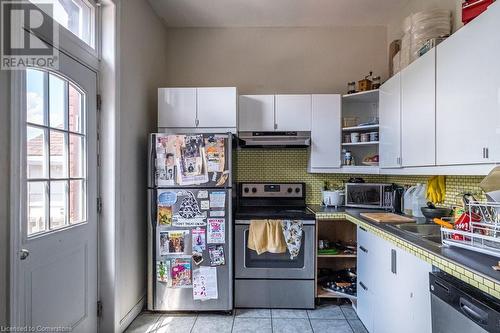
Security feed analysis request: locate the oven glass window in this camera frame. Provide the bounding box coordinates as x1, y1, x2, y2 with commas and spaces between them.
244, 230, 305, 268
346, 185, 382, 206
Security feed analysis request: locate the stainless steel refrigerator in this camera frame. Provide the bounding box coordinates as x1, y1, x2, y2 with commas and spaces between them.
147, 133, 233, 311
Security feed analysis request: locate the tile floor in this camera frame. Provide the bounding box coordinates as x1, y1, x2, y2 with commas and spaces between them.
125, 303, 368, 333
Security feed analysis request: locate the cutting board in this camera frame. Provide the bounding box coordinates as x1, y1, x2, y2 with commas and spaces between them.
360, 212, 415, 223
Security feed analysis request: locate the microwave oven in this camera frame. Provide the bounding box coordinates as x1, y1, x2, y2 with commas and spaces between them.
345, 183, 395, 209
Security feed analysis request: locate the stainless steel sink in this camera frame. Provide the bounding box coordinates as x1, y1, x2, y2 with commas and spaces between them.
422, 235, 442, 245
396, 223, 441, 236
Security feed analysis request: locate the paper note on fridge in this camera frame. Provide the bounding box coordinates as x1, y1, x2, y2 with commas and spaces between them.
209, 191, 226, 208
193, 266, 218, 301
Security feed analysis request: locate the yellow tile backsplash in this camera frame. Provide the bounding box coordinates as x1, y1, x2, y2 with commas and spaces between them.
235, 149, 485, 206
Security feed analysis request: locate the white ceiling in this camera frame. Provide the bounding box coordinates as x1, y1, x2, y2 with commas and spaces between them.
148, 0, 411, 28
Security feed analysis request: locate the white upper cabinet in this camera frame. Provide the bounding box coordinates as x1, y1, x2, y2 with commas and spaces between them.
158, 88, 197, 128
238, 95, 275, 131
197, 87, 237, 128
275, 95, 312, 131
308, 95, 341, 171
401, 48, 436, 167
436, 2, 500, 165
158, 87, 237, 129
379, 73, 402, 168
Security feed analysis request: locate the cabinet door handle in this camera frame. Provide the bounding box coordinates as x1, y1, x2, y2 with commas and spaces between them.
195, 119, 199, 127
391, 249, 397, 274
274, 123, 277, 130
359, 281, 368, 291
359, 246, 368, 253
483, 147, 489, 159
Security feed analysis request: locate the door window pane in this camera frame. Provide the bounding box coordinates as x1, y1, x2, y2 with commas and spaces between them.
27, 126, 48, 179
69, 84, 83, 133
50, 130, 68, 178
50, 181, 68, 229
28, 182, 47, 235
69, 134, 84, 178
70, 180, 85, 224
34, 0, 95, 48
49, 74, 67, 129
25, 67, 88, 237
26, 69, 45, 125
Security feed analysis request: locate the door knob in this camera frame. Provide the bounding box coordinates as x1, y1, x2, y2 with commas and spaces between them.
20, 249, 29, 260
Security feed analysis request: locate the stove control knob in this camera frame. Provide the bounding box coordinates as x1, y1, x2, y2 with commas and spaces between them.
251, 187, 257, 193
287, 187, 293, 193
295, 188, 301, 194
243, 187, 249, 193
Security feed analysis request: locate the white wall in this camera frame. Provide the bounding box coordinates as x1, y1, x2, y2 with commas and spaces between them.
0, 63, 10, 327
387, 0, 463, 44
164, 26, 388, 94
117, 0, 167, 327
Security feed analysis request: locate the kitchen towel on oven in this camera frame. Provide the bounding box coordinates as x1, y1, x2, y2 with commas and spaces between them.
247, 220, 287, 254
281, 220, 303, 259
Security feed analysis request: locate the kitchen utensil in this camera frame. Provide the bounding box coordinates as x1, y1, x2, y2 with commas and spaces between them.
360, 212, 415, 223
421, 207, 453, 221
360, 133, 370, 142
433, 217, 454, 229
350, 132, 360, 143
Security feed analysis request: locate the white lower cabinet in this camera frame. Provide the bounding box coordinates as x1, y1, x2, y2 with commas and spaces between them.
356, 226, 432, 333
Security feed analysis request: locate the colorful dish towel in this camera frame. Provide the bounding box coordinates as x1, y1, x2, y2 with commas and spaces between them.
281, 220, 303, 259
247, 220, 287, 254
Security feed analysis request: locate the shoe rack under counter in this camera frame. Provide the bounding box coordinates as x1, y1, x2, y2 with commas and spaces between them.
310, 205, 358, 304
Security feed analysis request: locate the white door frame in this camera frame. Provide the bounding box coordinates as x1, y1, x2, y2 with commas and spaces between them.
9, 2, 103, 329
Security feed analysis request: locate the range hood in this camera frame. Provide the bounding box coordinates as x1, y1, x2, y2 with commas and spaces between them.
238, 131, 311, 148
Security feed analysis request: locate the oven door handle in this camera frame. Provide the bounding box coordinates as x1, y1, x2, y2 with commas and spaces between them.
235, 219, 316, 225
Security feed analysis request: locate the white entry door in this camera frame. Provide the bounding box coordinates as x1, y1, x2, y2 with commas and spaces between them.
17, 52, 98, 332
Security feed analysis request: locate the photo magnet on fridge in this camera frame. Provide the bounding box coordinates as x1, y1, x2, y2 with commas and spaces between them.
209, 191, 226, 208
167, 230, 188, 254
207, 218, 225, 244
171, 257, 192, 288
200, 200, 210, 210
192, 227, 206, 253
172, 190, 206, 227
192, 252, 204, 266
208, 244, 225, 266
197, 190, 209, 199
159, 232, 169, 256
157, 260, 171, 286
157, 206, 172, 226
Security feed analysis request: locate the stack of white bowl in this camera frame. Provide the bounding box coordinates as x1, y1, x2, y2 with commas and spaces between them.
399, 9, 451, 70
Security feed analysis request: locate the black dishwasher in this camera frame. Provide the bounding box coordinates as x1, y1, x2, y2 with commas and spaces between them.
430, 271, 500, 333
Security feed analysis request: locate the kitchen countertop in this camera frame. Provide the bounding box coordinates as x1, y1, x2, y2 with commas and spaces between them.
308, 205, 500, 286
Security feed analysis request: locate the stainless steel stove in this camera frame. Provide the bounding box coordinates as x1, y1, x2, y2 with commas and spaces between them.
234, 182, 315, 309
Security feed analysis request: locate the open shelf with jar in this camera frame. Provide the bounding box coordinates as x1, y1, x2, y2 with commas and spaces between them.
341, 89, 379, 171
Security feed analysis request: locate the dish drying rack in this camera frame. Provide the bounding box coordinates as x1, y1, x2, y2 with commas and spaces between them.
441, 201, 500, 257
